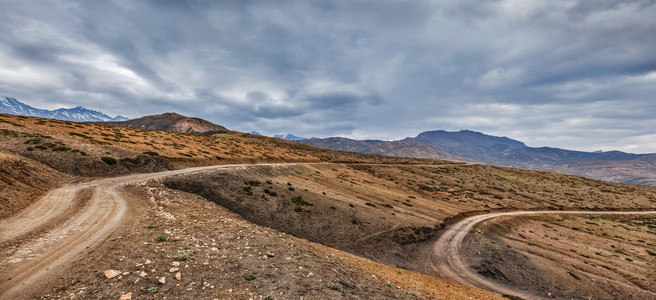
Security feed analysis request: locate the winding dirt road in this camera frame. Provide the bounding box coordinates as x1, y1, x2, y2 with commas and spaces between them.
426, 210, 656, 299
0, 163, 300, 299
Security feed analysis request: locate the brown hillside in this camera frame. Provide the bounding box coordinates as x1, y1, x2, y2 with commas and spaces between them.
99, 112, 229, 134
2, 112, 655, 299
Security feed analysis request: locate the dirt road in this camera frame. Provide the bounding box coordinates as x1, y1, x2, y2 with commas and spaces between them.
0, 163, 302, 299
426, 210, 656, 299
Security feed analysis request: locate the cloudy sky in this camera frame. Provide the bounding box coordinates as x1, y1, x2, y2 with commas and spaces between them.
2, 0, 656, 153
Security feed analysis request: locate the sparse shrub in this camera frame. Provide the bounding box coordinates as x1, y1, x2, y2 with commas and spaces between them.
383, 204, 393, 208
247, 180, 261, 186
265, 294, 275, 300
293, 206, 303, 212
143, 151, 159, 156
68, 132, 92, 139
348, 203, 355, 208
244, 273, 256, 281
328, 282, 344, 292
291, 196, 311, 206
351, 218, 357, 224
365, 202, 377, 207
269, 191, 278, 197
155, 235, 167, 242
148, 287, 158, 294
502, 295, 525, 300
266, 180, 273, 184
288, 186, 295, 191
410, 290, 420, 297
173, 253, 189, 261
101, 156, 117, 165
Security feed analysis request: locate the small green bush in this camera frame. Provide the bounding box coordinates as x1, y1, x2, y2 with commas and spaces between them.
291, 196, 311, 206
148, 287, 158, 294
328, 282, 344, 292
244, 273, 256, 281
173, 253, 189, 261
155, 235, 167, 242
101, 156, 117, 165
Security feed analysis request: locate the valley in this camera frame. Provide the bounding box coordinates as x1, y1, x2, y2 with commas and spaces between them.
1, 113, 655, 299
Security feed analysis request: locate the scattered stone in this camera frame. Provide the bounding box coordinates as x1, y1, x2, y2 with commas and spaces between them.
145, 259, 152, 265
169, 267, 179, 273
122, 272, 130, 276
172, 261, 181, 267
139, 271, 148, 277
159, 277, 166, 284
104, 270, 121, 279
175, 272, 182, 281
266, 251, 275, 257
119, 292, 132, 300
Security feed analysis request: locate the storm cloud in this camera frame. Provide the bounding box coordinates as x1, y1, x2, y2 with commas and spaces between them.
1, 0, 655, 152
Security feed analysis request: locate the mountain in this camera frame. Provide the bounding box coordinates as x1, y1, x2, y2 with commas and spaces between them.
274, 133, 308, 141
297, 137, 466, 162
250, 131, 262, 136
98, 112, 228, 134
299, 130, 656, 186
403, 130, 527, 161
0, 97, 128, 122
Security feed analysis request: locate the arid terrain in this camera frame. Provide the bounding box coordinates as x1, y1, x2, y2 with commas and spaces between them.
1, 113, 655, 299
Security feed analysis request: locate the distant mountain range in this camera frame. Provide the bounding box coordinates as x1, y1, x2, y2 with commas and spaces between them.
1, 97, 128, 122
298, 130, 656, 186
98, 112, 229, 134
249, 131, 318, 141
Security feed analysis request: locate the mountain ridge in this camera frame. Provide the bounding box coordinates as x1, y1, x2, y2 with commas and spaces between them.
0, 97, 128, 122
98, 112, 229, 134
299, 130, 656, 185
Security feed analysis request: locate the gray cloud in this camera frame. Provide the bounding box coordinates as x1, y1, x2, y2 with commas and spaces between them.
1, 0, 656, 152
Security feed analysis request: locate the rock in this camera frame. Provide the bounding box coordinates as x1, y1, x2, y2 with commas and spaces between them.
266, 251, 275, 257
169, 267, 179, 273
175, 272, 182, 281
119, 292, 132, 300
139, 271, 148, 277
145, 259, 152, 265
104, 270, 121, 279
159, 277, 166, 284
171, 261, 181, 267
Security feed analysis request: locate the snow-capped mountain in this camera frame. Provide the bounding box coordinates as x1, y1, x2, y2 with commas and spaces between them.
0, 97, 128, 122
274, 133, 308, 141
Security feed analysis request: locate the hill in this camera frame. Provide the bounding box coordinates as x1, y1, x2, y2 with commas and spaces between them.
301, 129, 656, 185
298, 137, 466, 161
99, 112, 229, 134
0, 96, 127, 122
1, 112, 654, 299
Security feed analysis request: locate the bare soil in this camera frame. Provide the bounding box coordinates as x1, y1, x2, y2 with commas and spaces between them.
32, 179, 499, 300
462, 213, 656, 299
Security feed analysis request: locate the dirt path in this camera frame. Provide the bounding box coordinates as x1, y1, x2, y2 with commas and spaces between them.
426, 210, 656, 299
0, 163, 304, 299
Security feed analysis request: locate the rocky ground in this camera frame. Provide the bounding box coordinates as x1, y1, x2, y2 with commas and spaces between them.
35, 179, 500, 300
462, 213, 656, 299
